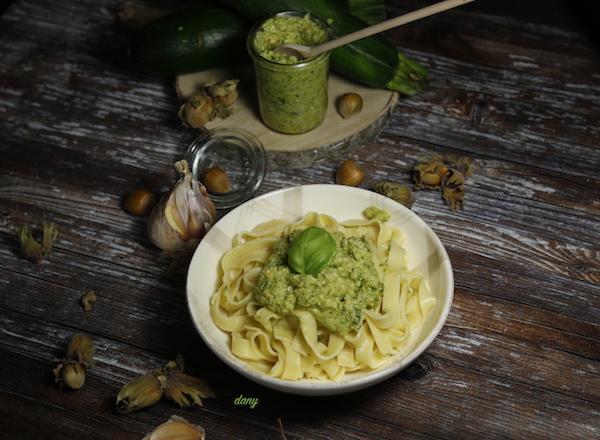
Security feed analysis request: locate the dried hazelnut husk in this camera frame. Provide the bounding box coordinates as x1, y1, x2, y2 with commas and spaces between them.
142, 415, 205, 440
17, 222, 58, 263
207, 79, 239, 107
413, 158, 448, 190
178, 92, 214, 128
66, 334, 95, 367
201, 167, 231, 194
115, 356, 214, 414
336, 159, 365, 187
337, 93, 363, 119
450, 156, 473, 179
81, 290, 96, 312
116, 373, 165, 414
441, 168, 466, 211
373, 181, 415, 208
124, 189, 157, 216
53, 334, 94, 390
162, 359, 215, 408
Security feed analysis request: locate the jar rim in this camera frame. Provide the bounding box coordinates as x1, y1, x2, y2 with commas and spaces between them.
246, 11, 332, 68
185, 128, 268, 210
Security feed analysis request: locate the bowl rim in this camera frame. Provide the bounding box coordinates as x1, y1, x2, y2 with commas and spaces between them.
186, 184, 454, 395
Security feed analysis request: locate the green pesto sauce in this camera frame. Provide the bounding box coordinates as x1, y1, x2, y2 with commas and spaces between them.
363, 206, 391, 222
253, 15, 328, 64
254, 231, 383, 334
251, 14, 330, 134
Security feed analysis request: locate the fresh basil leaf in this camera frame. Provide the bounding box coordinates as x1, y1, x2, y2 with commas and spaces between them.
287, 227, 336, 275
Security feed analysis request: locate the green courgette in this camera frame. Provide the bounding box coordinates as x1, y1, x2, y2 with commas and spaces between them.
131, 8, 249, 74
218, 0, 427, 94
338, 0, 387, 25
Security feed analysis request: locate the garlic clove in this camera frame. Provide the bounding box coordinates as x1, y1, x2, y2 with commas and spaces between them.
148, 197, 189, 252
142, 416, 205, 440
166, 192, 189, 238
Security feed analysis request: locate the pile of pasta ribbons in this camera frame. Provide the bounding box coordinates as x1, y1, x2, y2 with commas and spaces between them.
210, 212, 436, 381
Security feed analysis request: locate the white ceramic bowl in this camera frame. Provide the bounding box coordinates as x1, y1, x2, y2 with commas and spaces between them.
187, 184, 453, 395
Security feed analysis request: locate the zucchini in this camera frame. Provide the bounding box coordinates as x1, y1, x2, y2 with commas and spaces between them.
131, 8, 249, 74
338, 0, 386, 25
218, 0, 427, 94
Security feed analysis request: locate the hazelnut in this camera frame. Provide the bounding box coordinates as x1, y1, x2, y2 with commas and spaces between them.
178, 92, 214, 128
201, 167, 231, 194
336, 160, 365, 187
61, 363, 86, 390
124, 189, 156, 216
337, 93, 363, 119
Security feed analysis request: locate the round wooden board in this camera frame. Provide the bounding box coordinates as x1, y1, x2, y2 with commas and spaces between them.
176, 66, 397, 169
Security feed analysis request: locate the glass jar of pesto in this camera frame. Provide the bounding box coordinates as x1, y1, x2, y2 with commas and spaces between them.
247, 12, 331, 135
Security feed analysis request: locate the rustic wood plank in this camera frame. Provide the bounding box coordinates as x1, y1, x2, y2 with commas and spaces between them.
2, 177, 599, 329
2, 126, 599, 266
0, 0, 599, 180
1, 136, 599, 326
2, 112, 599, 243
449, 290, 600, 359
389, 1, 600, 79
394, 86, 600, 151
0, 314, 437, 440
0, 350, 308, 440
385, 101, 600, 178
3, 48, 598, 181
2, 311, 599, 440
1, 232, 598, 405
2, 0, 600, 438
1, 390, 141, 440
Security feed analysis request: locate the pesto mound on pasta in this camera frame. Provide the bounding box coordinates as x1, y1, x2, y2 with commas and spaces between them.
210, 210, 436, 381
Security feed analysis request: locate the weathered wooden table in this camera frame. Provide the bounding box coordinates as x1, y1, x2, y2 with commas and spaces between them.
1, 0, 599, 439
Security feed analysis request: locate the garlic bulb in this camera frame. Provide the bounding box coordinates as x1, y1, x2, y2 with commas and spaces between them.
148, 160, 216, 253
142, 416, 205, 440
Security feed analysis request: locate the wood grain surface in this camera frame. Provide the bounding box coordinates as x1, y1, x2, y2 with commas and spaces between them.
1, 0, 599, 439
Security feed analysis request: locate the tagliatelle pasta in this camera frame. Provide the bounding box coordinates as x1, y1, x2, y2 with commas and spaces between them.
210, 212, 436, 381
